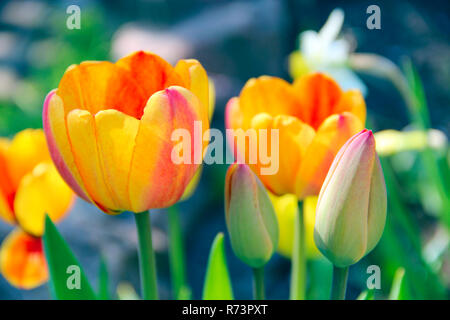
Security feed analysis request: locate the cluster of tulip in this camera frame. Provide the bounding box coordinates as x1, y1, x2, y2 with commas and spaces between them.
225, 73, 386, 299
0, 45, 388, 300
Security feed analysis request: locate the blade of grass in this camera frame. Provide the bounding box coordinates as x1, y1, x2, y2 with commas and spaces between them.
43, 215, 96, 300
202, 233, 234, 300
168, 204, 191, 299
388, 267, 410, 300
98, 256, 109, 300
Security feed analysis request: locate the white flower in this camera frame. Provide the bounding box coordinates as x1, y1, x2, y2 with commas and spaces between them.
291, 9, 367, 95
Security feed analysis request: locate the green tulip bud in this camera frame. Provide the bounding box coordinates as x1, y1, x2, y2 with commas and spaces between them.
314, 129, 387, 267
225, 163, 279, 268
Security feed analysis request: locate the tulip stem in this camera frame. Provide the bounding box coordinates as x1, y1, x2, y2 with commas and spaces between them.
290, 203, 306, 300
134, 211, 158, 300
252, 267, 265, 300
168, 205, 191, 299
330, 266, 349, 300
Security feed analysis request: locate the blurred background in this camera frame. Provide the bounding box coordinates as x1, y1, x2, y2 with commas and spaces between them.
0, 0, 448, 299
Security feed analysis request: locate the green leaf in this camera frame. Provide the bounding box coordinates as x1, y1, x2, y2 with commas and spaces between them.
202, 233, 234, 300
357, 289, 375, 300
43, 215, 96, 300
98, 256, 109, 300
388, 267, 409, 300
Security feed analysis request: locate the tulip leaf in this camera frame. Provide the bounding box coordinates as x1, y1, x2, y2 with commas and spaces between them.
98, 256, 109, 300
202, 233, 234, 300
388, 267, 409, 300
43, 215, 96, 300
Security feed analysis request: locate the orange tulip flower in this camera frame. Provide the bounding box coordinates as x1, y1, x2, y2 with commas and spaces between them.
0, 129, 74, 289
43, 51, 210, 214
225, 73, 366, 199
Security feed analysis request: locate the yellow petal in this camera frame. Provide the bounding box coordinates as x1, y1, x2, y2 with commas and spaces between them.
0, 229, 48, 289
66, 109, 118, 212
43, 92, 91, 202
4, 129, 50, 190
270, 193, 321, 259
296, 112, 363, 199
129, 87, 206, 212
180, 166, 203, 201
14, 163, 74, 237
269, 192, 297, 258
0, 139, 15, 224
288, 51, 310, 79
95, 109, 140, 210
208, 79, 215, 121
334, 89, 366, 126
237, 76, 303, 129
175, 59, 210, 122
248, 113, 315, 195
303, 196, 321, 258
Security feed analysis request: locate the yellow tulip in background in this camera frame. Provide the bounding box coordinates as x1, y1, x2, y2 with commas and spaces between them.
0, 129, 74, 289
269, 193, 320, 259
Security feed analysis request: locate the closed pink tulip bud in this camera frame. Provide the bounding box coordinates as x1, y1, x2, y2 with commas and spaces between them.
314, 129, 387, 267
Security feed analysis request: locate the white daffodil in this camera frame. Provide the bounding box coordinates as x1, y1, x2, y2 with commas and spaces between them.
289, 9, 367, 95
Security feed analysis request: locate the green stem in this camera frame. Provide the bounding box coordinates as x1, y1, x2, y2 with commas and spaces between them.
134, 211, 158, 300
168, 205, 191, 299
330, 266, 349, 300
290, 203, 306, 300
252, 267, 265, 300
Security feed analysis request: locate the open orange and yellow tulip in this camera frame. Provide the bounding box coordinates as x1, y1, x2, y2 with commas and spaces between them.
0, 129, 74, 289
226, 72, 366, 199
43, 51, 210, 214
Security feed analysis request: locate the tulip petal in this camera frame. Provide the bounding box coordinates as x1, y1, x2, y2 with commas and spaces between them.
249, 113, 315, 196
366, 155, 387, 253
116, 51, 185, 100
0, 139, 15, 223
0, 229, 48, 289
14, 163, 74, 237
57, 61, 148, 118
314, 130, 376, 267
180, 166, 203, 201
269, 192, 297, 258
128, 86, 206, 212
293, 73, 343, 130
95, 109, 140, 210
226, 164, 278, 268
43, 91, 91, 202
236, 76, 303, 129
225, 97, 244, 131
296, 112, 363, 198
66, 109, 118, 212
334, 89, 366, 125
174, 59, 209, 121
4, 129, 51, 190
